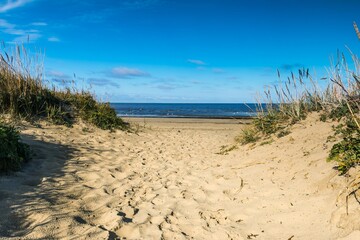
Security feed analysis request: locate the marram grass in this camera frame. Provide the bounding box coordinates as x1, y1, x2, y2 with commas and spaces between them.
239, 22, 360, 174
0, 43, 129, 172
0, 43, 128, 131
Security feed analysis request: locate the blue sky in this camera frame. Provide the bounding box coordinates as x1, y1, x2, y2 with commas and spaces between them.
1, 0, 360, 103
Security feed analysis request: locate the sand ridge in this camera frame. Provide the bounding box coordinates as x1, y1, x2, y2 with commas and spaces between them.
0, 114, 359, 239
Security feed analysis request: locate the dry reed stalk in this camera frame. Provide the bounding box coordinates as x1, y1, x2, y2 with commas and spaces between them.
354, 21, 360, 40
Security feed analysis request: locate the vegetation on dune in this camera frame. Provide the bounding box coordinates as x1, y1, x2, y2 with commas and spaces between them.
238, 68, 322, 144
239, 22, 360, 174
236, 127, 260, 145
0, 123, 30, 172
0, 43, 129, 172
327, 100, 360, 174
0, 43, 128, 131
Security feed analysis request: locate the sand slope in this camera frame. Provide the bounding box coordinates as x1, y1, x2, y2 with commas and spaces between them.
0, 114, 359, 239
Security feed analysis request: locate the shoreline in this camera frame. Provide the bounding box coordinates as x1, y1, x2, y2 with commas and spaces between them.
119, 115, 255, 120
122, 117, 253, 125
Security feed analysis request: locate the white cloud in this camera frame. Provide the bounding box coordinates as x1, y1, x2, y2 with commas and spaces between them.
110, 67, 150, 78
31, 22, 47, 26
121, 0, 161, 9
0, 0, 33, 13
0, 19, 15, 28
3, 28, 26, 35
212, 68, 225, 73
88, 78, 119, 87
187, 59, 206, 65
13, 33, 41, 43
48, 37, 60, 42
191, 80, 202, 84
0, 18, 43, 43
47, 70, 69, 78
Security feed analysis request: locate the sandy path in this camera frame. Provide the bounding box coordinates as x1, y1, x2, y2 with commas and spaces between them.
0, 116, 359, 239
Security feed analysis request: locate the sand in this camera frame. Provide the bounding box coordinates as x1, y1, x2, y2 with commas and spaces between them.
0, 114, 359, 239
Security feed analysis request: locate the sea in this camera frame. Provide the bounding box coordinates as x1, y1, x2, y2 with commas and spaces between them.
111, 103, 262, 119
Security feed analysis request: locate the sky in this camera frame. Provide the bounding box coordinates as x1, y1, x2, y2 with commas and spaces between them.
0, 0, 360, 103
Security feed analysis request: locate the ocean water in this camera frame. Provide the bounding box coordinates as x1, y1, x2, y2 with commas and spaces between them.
111, 103, 261, 118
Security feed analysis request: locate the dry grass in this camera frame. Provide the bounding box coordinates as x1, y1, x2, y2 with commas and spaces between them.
239, 22, 360, 174
0, 43, 128, 130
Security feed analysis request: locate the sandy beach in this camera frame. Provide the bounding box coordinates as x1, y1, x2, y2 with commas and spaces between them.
0, 114, 360, 239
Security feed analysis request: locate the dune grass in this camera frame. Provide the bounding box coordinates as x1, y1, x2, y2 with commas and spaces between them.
239, 22, 360, 174
0, 43, 128, 130
238, 68, 325, 143
0, 43, 129, 172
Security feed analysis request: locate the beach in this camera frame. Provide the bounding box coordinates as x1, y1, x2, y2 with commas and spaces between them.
0, 114, 360, 239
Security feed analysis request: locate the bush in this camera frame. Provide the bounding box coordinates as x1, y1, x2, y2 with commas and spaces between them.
0, 123, 30, 172
328, 118, 360, 174
85, 103, 128, 130
60, 92, 129, 130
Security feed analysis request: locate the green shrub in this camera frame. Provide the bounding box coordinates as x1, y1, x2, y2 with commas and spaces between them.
0, 123, 30, 172
328, 129, 360, 175
329, 101, 357, 121
328, 118, 360, 174
319, 112, 327, 122
85, 103, 128, 130
47, 105, 72, 126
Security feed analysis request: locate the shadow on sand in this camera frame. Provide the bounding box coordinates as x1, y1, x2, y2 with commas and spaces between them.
0, 133, 77, 238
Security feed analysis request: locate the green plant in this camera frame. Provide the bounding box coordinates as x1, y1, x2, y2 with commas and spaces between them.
320, 112, 327, 122
47, 105, 72, 126
328, 129, 360, 175
237, 127, 260, 145
0, 123, 30, 172
217, 144, 238, 155
259, 139, 274, 146
253, 110, 290, 135
84, 103, 128, 130
82, 127, 90, 133
327, 117, 360, 174
329, 101, 358, 121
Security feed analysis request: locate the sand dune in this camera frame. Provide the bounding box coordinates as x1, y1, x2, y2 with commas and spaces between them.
0, 114, 359, 239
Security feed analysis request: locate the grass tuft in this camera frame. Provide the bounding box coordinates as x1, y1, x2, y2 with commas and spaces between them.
237, 127, 260, 145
